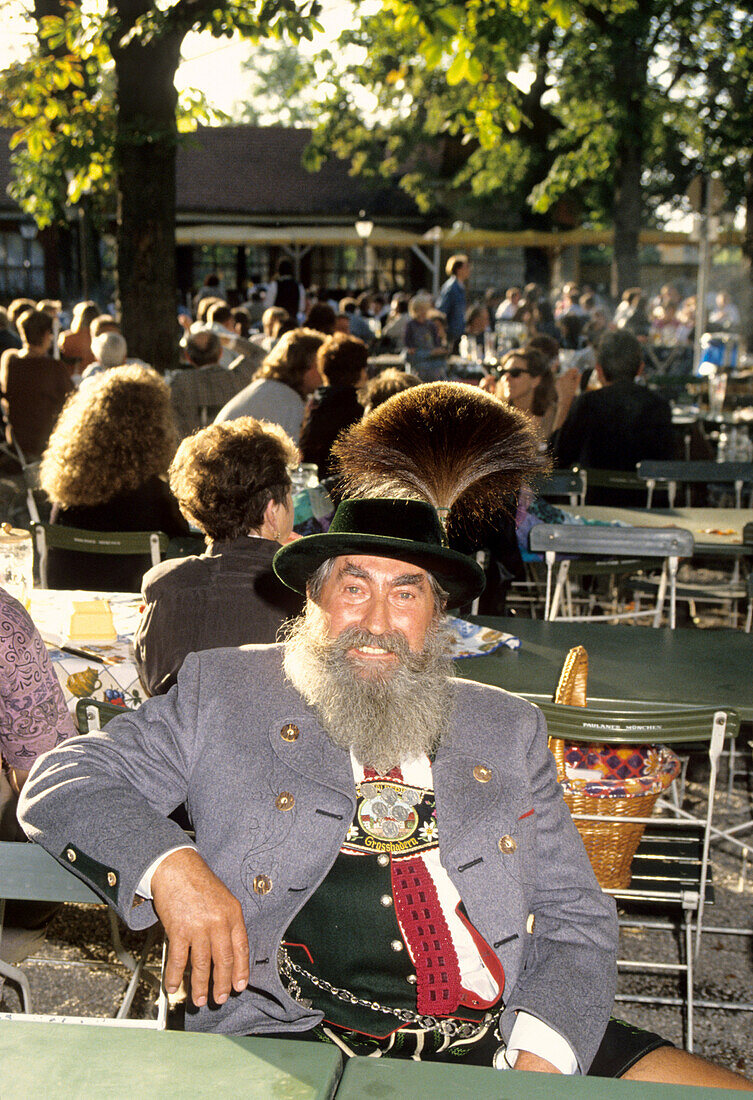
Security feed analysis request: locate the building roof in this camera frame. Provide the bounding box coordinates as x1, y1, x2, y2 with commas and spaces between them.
0, 124, 421, 224
175, 125, 420, 222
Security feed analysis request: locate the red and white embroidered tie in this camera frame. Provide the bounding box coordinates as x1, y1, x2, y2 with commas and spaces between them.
363, 765, 464, 1016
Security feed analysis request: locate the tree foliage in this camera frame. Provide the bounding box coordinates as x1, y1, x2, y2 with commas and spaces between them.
300, 0, 750, 290
0, 0, 323, 369
0, 0, 323, 229
238, 41, 319, 126
301, 7, 561, 230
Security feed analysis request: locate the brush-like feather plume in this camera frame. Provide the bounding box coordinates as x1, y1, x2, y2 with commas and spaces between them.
331, 381, 546, 531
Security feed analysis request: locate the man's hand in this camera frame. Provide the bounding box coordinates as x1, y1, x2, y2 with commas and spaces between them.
151, 848, 250, 1008
514, 1051, 563, 1074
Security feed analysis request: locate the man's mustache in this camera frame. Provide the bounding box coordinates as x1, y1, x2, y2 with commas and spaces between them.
330, 626, 412, 661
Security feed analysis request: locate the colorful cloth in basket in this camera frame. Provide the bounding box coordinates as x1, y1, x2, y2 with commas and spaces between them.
561, 744, 681, 798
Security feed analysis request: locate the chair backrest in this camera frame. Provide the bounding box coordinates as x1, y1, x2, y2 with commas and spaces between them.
31, 523, 169, 588
535, 469, 586, 506
579, 467, 645, 504
637, 460, 753, 508
75, 697, 132, 733
528, 523, 693, 561
0, 841, 101, 905
538, 701, 738, 748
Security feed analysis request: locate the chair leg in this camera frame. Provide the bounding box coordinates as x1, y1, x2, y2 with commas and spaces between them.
115, 924, 161, 1019
652, 562, 669, 628
108, 909, 137, 971
695, 713, 726, 959
0, 958, 33, 1013
550, 561, 570, 620
684, 908, 694, 1052
727, 736, 737, 799
543, 555, 553, 620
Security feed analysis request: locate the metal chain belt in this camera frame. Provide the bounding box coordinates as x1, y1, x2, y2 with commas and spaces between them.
277, 946, 502, 1040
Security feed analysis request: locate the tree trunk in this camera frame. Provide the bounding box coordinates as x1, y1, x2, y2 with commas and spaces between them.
743, 152, 753, 353
110, 0, 183, 372
612, 140, 643, 297
609, 20, 649, 297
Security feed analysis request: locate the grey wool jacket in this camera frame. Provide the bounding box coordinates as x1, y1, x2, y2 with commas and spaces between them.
18, 644, 617, 1071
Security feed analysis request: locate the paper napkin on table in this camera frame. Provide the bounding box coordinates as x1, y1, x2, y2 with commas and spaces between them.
446, 616, 520, 658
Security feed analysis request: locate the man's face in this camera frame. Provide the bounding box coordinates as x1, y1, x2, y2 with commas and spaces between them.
313, 554, 436, 675
302, 356, 323, 395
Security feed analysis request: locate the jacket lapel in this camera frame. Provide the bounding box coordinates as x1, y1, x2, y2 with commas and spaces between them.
267, 696, 356, 808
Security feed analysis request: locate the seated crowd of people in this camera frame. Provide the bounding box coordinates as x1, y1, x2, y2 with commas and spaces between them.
0, 264, 717, 609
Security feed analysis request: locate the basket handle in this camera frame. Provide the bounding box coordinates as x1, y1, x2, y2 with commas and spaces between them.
549, 646, 589, 780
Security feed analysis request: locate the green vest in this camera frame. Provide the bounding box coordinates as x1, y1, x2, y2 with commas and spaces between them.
284, 777, 499, 1037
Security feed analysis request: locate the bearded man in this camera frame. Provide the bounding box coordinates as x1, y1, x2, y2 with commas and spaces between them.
17, 499, 751, 1089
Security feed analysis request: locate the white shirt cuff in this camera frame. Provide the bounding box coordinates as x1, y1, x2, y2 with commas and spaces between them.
136, 844, 195, 899
503, 1011, 578, 1074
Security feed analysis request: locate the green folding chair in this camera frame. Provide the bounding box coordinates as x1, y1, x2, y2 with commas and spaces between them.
31, 523, 169, 588
1, 696, 165, 1025
528, 523, 694, 627
637, 460, 753, 509
0, 841, 166, 1027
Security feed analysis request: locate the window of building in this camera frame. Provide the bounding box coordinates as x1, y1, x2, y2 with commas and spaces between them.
0, 230, 45, 298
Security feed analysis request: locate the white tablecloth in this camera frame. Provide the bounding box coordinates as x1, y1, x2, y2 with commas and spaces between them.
30, 590, 146, 713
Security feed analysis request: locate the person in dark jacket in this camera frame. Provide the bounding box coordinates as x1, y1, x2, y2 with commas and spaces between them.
553, 331, 675, 505
39, 365, 189, 591
299, 334, 368, 479
0, 307, 73, 460
134, 417, 304, 694
265, 258, 305, 321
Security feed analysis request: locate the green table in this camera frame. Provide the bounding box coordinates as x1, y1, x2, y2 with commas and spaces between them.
336, 1057, 743, 1098
457, 617, 753, 722
559, 504, 753, 558
0, 1021, 342, 1099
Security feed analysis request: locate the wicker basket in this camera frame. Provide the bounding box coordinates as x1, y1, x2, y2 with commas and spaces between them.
550, 646, 679, 890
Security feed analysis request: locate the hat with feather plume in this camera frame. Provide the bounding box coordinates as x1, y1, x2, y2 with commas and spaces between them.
273, 381, 544, 605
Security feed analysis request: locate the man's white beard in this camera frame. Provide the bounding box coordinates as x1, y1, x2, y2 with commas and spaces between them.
282, 608, 456, 774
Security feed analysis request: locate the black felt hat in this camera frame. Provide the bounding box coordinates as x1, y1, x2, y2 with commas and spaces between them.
273, 498, 485, 606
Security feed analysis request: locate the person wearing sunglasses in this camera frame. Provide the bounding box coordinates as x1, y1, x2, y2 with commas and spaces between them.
496, 347, 581, 449
495, 347, 558, 443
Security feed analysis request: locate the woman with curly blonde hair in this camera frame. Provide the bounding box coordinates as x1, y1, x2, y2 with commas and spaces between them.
40, 365, 189, 591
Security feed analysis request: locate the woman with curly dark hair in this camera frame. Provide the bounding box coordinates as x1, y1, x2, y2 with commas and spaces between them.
39, 365, 189, 591
133, 416, 304, 694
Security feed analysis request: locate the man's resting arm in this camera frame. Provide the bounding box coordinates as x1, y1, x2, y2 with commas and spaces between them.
17, 654, 207, 929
